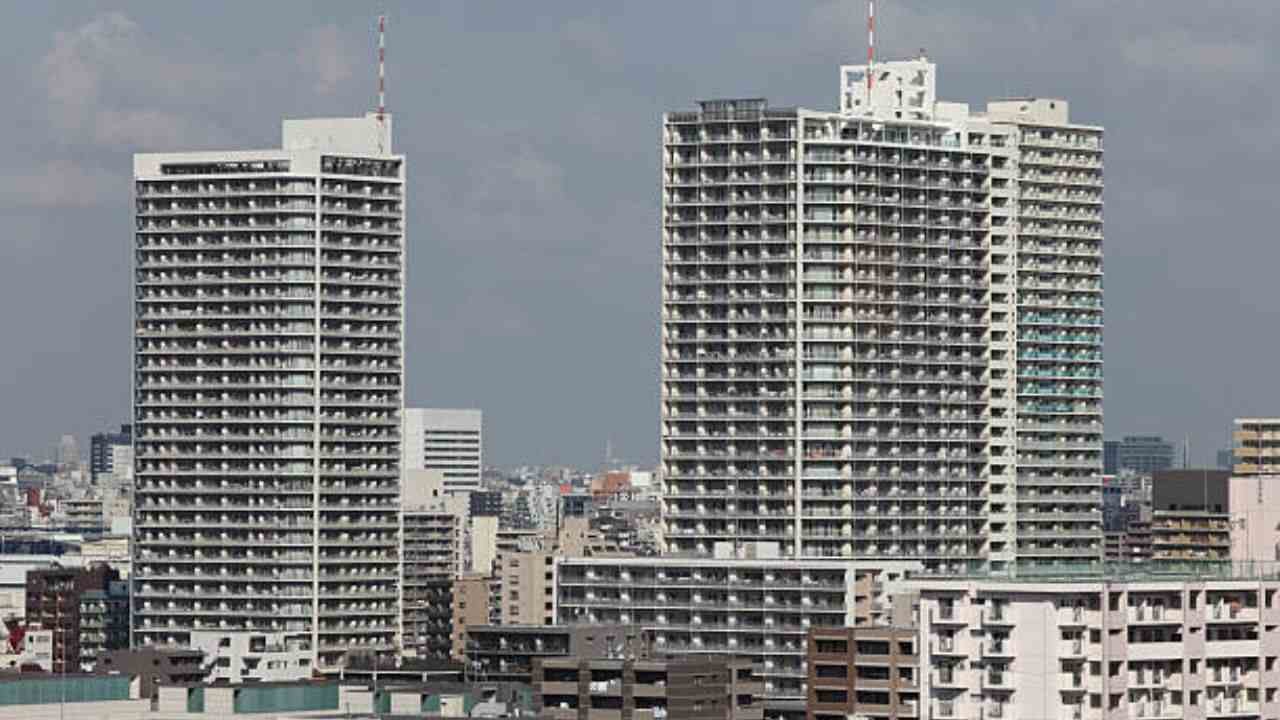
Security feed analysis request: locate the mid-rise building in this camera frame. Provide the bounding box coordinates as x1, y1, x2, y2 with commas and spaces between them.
78, 579, 129, 669
1149, 470, 1231, 562
537, 656, 765, 720
908, 570, 1280, 720
132, 114, 404, 668
661, 55, 1103, 573
405, 408, 483, 493
806, 626, 919, 720
25, 563, 123, 673
402, 506, 461, 658
1234, 418, 1280, 476
554, 555, 916, 709
1105, 435, 1176, 475
451, 573, 494, 660
89, 425, 132, 483
497, 549, 557, 626
465, 624, 644, 683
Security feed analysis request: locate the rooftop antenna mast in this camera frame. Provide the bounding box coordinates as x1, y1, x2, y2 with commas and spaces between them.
377, 14, 387, 151
867, 0, 875, 97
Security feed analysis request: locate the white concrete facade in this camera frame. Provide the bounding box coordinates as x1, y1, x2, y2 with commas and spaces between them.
404, 408, 483, 493
555, 556, 919, 707
189, 630, 313, 683
908, 573, 1280, 720
661, 58, 1103, 573
132, 113, 404, 668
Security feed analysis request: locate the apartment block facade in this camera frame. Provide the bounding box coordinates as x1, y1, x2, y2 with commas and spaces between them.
910, 573, 1280, 720
660, 57, 1103, 572
536, 656, 765, 720
402, 507, 461, 658
554, 556, 916, 710
132, 114, 404, 668
1234, 419, 1280, 476
806, 626, 919, 720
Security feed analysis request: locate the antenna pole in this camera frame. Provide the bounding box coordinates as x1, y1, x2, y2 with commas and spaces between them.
867, 0, 875, 97
377, 15, 386, 123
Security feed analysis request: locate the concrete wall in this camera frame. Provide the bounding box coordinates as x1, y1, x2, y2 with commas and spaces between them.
1230, 475, 1280, 562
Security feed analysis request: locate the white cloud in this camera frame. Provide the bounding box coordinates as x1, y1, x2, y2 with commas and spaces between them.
0, 161, 116, 210
299, 24, 355, 96
1124, 29, 1264, 74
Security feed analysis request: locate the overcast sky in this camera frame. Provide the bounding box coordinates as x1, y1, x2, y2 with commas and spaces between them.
0, 1, 1274, 467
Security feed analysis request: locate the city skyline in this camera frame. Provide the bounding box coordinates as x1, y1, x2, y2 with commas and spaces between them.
0, 2, 1276, 467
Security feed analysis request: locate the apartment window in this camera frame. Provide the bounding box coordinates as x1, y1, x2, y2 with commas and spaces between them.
1109, 593, 1121, 611
815, 664, 848, 679
1090, 629, 1101, 644
816, 690, 848, 704
1189, 591, 1199, 609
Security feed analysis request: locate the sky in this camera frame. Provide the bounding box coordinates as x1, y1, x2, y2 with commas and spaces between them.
0, 1, 1275, 467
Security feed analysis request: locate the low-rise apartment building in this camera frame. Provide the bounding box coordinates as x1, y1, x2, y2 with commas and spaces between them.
465, 624, 643, 683
806, 626, 919, 720
554, 556, 917, 711
536, 656, 764, 720
907, 569, 1280, 720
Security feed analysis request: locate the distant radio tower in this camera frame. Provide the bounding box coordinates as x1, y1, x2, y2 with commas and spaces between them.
377, 14, 386, 123
376, 14, 387, 153
867, 0, 875, 96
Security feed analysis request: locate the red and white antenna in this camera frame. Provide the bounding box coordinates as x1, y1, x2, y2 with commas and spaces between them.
867, 0, 875, 97
377, 15, 387, 123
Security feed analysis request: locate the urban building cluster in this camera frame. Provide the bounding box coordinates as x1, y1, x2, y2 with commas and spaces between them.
1, 33, 1277, 720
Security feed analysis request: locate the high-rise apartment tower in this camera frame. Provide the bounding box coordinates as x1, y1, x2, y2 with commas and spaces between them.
132, 114, 404, 668
660, 57, 1104, 573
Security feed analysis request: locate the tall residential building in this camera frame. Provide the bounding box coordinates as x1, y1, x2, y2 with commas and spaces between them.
404, 408, 483, 493
1105, 435, 1175, 475
660, 55, 1104, 573
132, 114, 404, 669
90, 425, 132, 483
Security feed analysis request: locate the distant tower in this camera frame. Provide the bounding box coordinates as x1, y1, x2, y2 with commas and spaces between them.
57, 435, 80, 469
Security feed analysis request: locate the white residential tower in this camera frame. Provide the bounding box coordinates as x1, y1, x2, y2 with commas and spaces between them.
132, 113, 405, 668
660, 56, 1104, 573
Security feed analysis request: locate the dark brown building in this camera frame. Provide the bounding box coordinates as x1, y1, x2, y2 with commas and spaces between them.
807, 626, 919, 720
25, 563, 121, 673
535, 656, 763, 720
98, 647, 206, 699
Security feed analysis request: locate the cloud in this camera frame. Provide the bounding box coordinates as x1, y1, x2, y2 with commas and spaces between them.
0, 161, 116, 210
299, 24, 355, 96
1123, 29, 1265, 74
